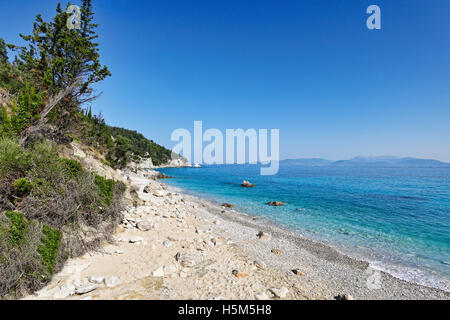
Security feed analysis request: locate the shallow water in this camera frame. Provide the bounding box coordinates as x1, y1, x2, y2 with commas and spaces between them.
159, 164, 450, 291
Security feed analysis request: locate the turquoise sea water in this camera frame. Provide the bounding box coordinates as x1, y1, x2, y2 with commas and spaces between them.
159, 165, 450, 291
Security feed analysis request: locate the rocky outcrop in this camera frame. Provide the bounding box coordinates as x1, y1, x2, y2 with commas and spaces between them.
267, 201, 285, 206
152, 171, 173, 180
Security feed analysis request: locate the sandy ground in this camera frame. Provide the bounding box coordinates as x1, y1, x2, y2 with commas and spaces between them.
23, 168, 450, 300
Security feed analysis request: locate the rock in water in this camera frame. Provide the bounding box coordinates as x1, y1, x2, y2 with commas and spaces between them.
241, 180, 255, 187
267, 201, 285, 206
221, 203, 234, 208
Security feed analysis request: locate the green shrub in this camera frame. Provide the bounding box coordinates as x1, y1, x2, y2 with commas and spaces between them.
94, 174, 116, 206
0, 106, 12, 136
37, 225, 62, 276
60, 158, 83, 180
10, 84, 44, 133
0, 138, 30, 179
0, 211, 63, 297
5, 211, 28, 247
13, 178, 32, 196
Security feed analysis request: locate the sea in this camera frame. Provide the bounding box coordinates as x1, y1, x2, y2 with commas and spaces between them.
158, 164, 450, 292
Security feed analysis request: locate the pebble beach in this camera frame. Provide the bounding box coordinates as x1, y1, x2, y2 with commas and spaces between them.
23, 165, 450, 300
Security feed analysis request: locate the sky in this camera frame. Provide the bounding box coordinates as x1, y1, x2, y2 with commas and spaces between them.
1, 0, 449, 161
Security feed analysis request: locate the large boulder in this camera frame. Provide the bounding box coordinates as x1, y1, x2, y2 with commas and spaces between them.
137, 219, 155, 231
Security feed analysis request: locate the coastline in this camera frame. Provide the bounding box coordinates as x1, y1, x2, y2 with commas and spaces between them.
24, 167, 450, 300
164, 184, 450, 299
167, 183, 450, 294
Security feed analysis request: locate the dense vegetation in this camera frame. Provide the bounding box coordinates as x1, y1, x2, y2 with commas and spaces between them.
0, 0, 173, 299
0, 137, 125, 298
72, 109, 173, 167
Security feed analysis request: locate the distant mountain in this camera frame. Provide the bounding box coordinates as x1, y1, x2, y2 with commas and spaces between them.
280, 158, 333, 166
281, 156, 450, 168
330, 156, 450, 168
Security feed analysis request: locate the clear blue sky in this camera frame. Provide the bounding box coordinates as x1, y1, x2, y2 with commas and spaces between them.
1, 0, 449, 161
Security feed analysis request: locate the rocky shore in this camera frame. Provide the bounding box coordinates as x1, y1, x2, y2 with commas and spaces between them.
23, 166, 450, 300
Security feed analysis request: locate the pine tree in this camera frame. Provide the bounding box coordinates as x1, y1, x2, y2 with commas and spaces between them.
16, 0, 111, 101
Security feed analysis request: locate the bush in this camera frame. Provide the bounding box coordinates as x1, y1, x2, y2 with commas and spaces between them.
0, 138, 126, 298
37, 224, 62, 276
13, 178, 32, 196
4, 211, 28, 247
0, 138, 30, 179
10, 84, 44, 134
60, 158, 83, 180
0, 211, 62, 298
94, 174, 116, 206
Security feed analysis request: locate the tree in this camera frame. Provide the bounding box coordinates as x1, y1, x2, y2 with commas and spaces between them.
6, 1, 111, 143
16, 0, 110, 102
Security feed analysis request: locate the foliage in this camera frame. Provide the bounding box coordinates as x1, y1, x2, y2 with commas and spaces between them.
0, 137, 30, 179
108, 126, 173, 166
14, 0, 110, 98
60, 158, 83, 179
106, 135, 132, 168
94, 174, 116, 206
0, 138, 125, 299
0, 211, 62, 298
72, 110, 173, 168
4, 211, 28, 247
37, 224, 62, 276
13, 178, 33, 196
10, 84, 45, 133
